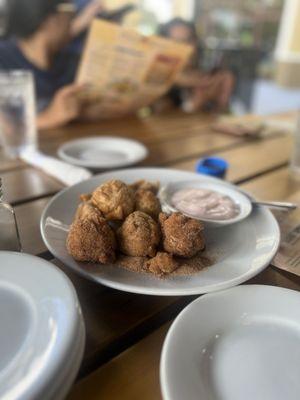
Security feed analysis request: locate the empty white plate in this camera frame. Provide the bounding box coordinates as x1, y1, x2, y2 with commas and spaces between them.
161, 285, 300, 400
58, 136, 148, 169
0, 252, 85, 400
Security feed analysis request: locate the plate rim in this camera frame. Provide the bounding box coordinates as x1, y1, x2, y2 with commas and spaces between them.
40, 167, 281, 296
0, 251, 85, 400
160, 284, 300, 400
57, 136, 148, 168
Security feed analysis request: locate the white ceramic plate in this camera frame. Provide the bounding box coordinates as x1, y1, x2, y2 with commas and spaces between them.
0, 252, 85, 400
58, 136, 148, 169
161, 285, 300, 400
40, 168, 280, 296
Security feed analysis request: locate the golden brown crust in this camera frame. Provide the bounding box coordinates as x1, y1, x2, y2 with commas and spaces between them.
159, 212, 205, 258
80, 193, 92, 202
74, 201, 103, 223
91, 180, 135, 220
129, 180, 160, 194
117, 255, 149, 273
67, 218, 117, 264
146, 252, 178, 276
117, 211, 160, 257
67, 180, 208, 278
134, 189, 161, 219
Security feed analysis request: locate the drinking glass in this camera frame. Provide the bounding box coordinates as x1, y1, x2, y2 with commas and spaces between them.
0, 70, 37, 158
0, 178, 21, 251
291, 111, 300, 176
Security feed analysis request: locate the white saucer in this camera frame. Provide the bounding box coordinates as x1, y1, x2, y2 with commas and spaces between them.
58, 136, 148, 169
0, 252, 85, 400
161, 285, 300, 400
41, 168, 280, 296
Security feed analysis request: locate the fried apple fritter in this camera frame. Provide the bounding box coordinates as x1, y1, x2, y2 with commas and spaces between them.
130, 180, 160, 194
159, 212, 205, 258
74, 201, 103, 223
134, 189, 161, 219
118, 211, 160, 257
91, 180, 135, 220
146, 252, 178, 276
67, 217, 117, 264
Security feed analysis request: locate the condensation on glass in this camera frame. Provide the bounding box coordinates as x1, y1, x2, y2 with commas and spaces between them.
0, 70, 37, 158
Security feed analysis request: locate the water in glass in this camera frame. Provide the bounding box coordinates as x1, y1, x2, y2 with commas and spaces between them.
0, 70, 37, 158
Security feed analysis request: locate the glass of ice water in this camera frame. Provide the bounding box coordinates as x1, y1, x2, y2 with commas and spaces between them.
0, 70, 37, 158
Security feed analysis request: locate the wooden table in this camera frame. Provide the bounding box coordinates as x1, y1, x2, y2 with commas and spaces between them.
1, 111, 300, 399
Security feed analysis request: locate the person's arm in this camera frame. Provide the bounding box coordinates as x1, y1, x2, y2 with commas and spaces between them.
175, 70, 214, 88
71, 0, 104, 38
79, 100, 130, 121
37, 84, 84, 130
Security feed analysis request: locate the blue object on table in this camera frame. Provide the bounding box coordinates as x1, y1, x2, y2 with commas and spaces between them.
195, 157, 228, 179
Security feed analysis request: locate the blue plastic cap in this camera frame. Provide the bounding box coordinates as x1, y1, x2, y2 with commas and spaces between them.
195, 157, 228, 179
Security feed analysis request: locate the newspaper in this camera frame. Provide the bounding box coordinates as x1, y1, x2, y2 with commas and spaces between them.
76, 19, 193, 116
272, 192, 300, 276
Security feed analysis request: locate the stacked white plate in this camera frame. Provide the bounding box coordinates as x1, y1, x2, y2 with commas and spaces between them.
161, 285, 300, 400
0, 252, 85, 400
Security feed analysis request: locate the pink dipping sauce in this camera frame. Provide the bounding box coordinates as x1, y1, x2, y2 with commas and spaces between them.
171, 188, 240, 220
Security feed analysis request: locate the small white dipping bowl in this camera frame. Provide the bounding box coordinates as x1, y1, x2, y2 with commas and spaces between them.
158, 180, 252, 227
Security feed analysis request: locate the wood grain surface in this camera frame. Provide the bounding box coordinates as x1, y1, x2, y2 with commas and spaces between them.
1, 112, 299, 399
67, 265, 300, 400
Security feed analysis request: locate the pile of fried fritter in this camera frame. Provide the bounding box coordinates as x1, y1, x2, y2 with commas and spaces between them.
67, 179, 206, 276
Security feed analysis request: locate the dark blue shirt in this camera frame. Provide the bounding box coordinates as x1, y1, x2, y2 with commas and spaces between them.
0, 40, 79, 111
75, 0, 90, 10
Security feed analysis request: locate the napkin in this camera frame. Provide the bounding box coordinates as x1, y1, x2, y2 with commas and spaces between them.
20, 148, 92, 186
212, 115, 296, 138
272, 193, 300, 277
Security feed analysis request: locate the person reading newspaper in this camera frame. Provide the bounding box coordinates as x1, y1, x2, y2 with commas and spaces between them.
0, 0, 115, 130
0, 0, 192, 129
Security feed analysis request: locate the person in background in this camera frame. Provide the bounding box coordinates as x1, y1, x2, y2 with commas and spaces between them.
0, 0, 107, 130
158, 18, 234, 113
70, 0, 104, 53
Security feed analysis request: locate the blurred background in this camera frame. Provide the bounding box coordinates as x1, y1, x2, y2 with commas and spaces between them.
107, 0, 300, 115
